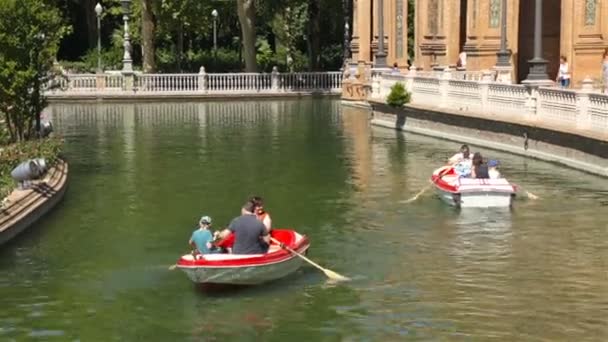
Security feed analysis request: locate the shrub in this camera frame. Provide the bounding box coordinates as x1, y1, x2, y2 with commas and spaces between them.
0, 136, 63, 198
386, 82, 411, 108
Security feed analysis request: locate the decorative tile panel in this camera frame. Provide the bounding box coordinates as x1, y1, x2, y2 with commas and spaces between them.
489, 0, 500, 28
396, 0, 404, 58
585, 0, 597, 26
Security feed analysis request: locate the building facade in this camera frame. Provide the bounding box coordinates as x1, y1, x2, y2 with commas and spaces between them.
351, 0, 608, 86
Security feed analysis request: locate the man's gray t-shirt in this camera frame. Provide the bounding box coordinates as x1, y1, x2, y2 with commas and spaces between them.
228, 214, 269, 254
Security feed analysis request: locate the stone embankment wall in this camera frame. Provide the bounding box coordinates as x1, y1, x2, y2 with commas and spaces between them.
345, 69, 608, 177
0, 160, 69, 246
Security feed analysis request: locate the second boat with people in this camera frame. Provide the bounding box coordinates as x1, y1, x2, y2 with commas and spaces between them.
430, 145, 517, 208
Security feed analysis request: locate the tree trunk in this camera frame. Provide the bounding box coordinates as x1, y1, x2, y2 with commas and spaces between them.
83, 0, 97, 49
141, 0, 156, 72
307, 0, 321, 71
2, 107, 16, 143
177, 22, 183, 72
237, 0, 257, 72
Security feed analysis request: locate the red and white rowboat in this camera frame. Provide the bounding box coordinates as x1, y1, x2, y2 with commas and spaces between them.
175, 229, 310, 285
431, 166, 516, 208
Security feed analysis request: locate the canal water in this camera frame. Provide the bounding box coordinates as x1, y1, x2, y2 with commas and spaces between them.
1, 99, 607, 341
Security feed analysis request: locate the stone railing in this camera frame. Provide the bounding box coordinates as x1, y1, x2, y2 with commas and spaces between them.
48, 69, 343, 96
368, 68, 608, 136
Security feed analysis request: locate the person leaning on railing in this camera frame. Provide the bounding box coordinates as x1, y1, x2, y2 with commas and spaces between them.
556, 56, 570, 89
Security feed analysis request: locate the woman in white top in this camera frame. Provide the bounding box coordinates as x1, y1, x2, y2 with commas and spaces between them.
448, 144, 472, 166
556, 55, 570, 88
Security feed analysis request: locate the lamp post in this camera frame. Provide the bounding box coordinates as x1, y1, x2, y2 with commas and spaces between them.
374, 0, 387, 68
33, 33, 46, 135
212, 9, 218, 70
343, 0, 351, 66
120, 0, 133, 74
524, 0, 549, 81
95, 3, 103, 72
344, 23, 350, 64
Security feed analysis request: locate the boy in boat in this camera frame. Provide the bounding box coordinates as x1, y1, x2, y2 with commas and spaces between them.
189, 215, 217, 256
487, 159, 501, 179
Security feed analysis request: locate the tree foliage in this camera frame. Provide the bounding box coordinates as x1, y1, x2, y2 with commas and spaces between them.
51, 0, 351, 73
386, 82, 411, 108
0, 0, 70, 142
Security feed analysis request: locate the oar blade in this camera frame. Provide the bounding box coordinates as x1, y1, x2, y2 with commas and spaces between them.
324, 269, 351, 282
527, 191, 539, 200
168, 264, 177, 271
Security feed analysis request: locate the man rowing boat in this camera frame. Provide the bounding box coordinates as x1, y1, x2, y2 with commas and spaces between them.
217, 201, 270, 254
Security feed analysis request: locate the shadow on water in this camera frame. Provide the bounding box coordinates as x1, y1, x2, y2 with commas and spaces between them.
189, 268, 318, 298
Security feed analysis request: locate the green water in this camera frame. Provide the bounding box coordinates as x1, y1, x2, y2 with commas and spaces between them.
1, 99, 607, 341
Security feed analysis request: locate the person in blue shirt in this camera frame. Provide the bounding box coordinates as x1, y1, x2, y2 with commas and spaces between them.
189, 215, 215, 255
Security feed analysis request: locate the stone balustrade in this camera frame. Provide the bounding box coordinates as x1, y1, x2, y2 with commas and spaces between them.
48, 69, 343, 96
370, 69, 608, 137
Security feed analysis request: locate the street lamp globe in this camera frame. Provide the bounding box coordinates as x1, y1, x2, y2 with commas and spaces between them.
212, 9, 218, 18
345, 23, 349, 31
95, 3, 103, 16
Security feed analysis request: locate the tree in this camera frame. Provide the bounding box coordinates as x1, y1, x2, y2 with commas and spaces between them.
141, 0, 156, 72
0, 0, 69, 142
306, 0, 321, 70
386, 82, 411, 108
237, 0, 257, 72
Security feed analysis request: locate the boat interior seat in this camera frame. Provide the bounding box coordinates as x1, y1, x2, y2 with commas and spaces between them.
267, 244, 282, 253
441, 174, 458, 185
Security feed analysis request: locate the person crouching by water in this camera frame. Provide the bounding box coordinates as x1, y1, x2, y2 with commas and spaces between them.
487, 159, 501, 179
189, 216, 217, 257
218, 201, 270, 254
250, 195, 272, 233
470, 152, 489, 179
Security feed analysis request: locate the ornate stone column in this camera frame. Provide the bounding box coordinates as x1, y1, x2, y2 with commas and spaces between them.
120, 0, 133, 74
494, 0, 513, 83
351, 0, 372, 63
343, 0, 351, 64
374, 0, 388, 67
496, 0, 511, 66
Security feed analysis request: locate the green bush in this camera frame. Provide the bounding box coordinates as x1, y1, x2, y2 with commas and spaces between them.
0, 136, 63, 198
156, 47, 243, 73
386, 82, 411, 108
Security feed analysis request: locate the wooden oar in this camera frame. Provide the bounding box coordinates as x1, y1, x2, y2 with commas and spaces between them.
401, 181, 433, 204
525, 190, 539, 200
402, 167, 450, 204
270, 237, 350, 282
513, 183, 540, 200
